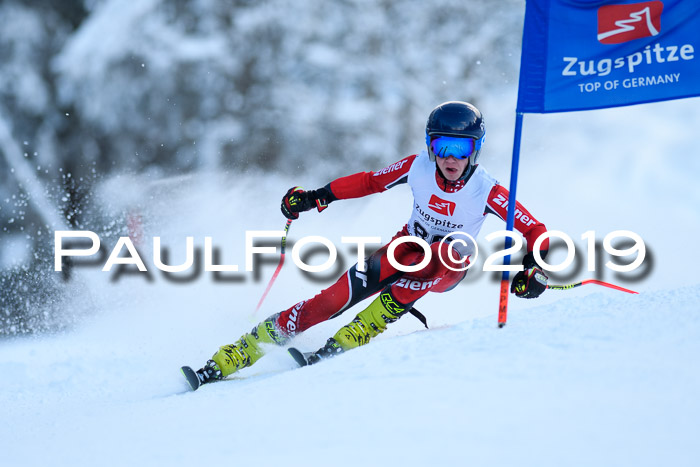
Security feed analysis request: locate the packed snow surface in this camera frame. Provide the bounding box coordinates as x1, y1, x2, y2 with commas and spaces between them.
1, 283, 699, 466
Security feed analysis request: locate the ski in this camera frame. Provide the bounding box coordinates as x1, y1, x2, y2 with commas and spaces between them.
182, 347, 322, 392
288, 347, 312, 367
180, 366, 201, 391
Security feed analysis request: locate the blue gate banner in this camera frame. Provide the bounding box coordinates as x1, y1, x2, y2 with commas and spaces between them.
517, 0, 700, 113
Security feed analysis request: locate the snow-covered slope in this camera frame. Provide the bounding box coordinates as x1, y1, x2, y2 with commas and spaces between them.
1, 283, 698, 466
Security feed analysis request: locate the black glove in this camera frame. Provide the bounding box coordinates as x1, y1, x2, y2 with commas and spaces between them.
511, 252, 548, 299
280, 186, 330, 220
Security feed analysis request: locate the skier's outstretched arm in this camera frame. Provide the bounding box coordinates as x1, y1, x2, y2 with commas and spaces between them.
280, 155, 416, 219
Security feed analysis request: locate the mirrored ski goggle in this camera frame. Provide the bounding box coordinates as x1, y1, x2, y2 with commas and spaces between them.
429, 135, 480, 160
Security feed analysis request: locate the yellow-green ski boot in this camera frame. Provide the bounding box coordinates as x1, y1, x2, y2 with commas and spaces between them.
211, 315, 288, 377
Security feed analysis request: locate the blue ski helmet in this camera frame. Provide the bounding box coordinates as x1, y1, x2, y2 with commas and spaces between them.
425, 101, 485, 165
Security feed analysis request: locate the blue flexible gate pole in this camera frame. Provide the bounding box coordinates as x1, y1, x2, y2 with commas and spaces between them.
498, 111, 524, 328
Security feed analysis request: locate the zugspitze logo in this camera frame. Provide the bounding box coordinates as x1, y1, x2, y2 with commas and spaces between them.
597, 1, 663, 44
428, 194, 456, 216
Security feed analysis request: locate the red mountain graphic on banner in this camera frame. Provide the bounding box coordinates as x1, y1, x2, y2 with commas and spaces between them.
597, 1, 663, 44
428, 195, 456, 216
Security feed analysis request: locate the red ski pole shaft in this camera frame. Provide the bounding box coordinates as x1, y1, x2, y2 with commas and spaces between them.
547, 279, 638, 294
254, 218, 293, 313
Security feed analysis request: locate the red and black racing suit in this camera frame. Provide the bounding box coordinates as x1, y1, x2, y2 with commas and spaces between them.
272, 154, 548, 338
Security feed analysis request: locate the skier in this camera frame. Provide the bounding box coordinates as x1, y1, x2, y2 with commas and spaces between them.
183, 101, 549, 389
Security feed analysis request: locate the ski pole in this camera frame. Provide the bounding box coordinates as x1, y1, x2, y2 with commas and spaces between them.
254, 218, 293, 313
547, 279, 638, 294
